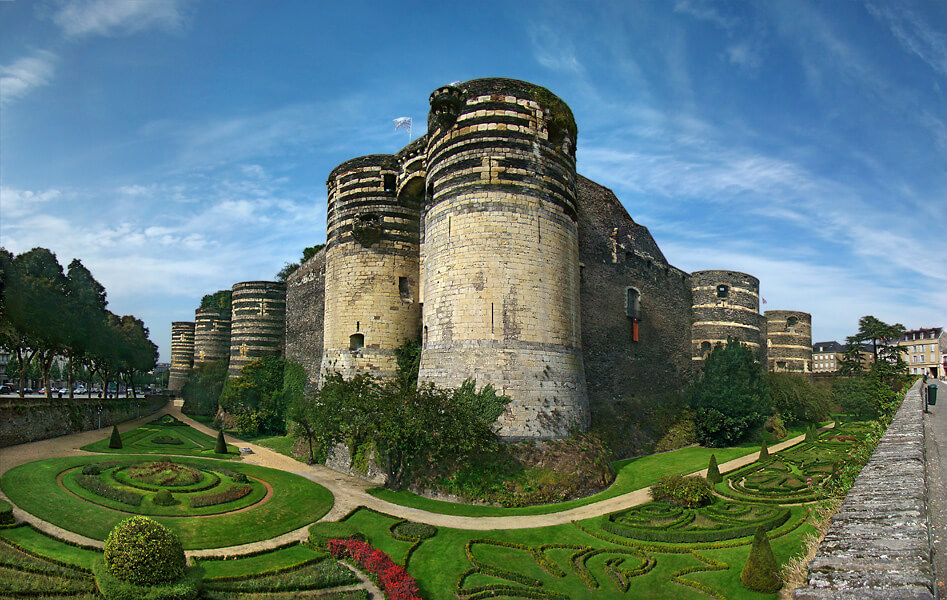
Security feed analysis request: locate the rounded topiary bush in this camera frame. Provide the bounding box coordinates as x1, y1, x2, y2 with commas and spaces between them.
103, 516, 185, 586
153, 489, 175, 506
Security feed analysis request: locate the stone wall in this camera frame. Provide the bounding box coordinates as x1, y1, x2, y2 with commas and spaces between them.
285, 248, 326, 391
794, 382, 934, 599
0, 395, 169, 447
418, 78, 588, 440
168, 321, 194, 394
228, 280, 286, 378
576, 176, 694, 451
766, 310, 812, 373
193, 305, 231, 366
690, 270, 765, 363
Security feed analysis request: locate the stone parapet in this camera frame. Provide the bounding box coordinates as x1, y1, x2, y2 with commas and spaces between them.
793, 383, 934, 599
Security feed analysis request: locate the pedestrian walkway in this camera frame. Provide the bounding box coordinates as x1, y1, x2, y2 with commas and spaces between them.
922, 378, 946, 597
0, 401, 831, 556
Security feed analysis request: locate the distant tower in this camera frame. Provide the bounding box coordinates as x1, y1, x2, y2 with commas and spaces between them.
320, 154, 422, 381
228, 281, 287, 378
691, 270, 765, 363
168, 321, 195, 394
417, 78, 588, 439
193, 305, 231, 366
765, 310, 812, 373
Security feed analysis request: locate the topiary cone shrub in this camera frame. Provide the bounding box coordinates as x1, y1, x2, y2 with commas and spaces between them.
109, 425, 123, 449
759, 439, 769, 461
805, 425, 818, 443
214, 430, 227, 454
103, 517, 185, 586
707, 454, 722, 484
740, 525, 781, 592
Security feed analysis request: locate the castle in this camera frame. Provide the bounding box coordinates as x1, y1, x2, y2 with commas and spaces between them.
170, 78, 813, 441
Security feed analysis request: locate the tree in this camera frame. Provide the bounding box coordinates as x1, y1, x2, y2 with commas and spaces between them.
64, 259, 109, 398
689, 339, 772, 447
847, 316, 905, 363
275, 245, 325, 282
181, 360, 228, 416
219, 356, 287, 435
706, 454, 722, 484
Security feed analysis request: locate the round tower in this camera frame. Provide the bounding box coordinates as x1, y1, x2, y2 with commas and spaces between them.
321, 154, 422, 381
193, 306, 231, 366
417, 78, 588, 439
168, 321, 195, 394
228, 281, 287, 378
765, 310, 812, 373
691, 270, 765, 363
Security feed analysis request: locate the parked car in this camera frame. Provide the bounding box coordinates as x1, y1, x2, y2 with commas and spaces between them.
0, 385, 13, 394
74, 387, 87, 394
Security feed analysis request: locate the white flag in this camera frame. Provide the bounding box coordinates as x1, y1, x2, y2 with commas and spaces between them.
393, 117, 412, 131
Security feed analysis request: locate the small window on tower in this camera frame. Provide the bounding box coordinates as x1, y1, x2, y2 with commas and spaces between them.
399, 277, 411, 301
350, 333, 364, 351
625, 287, 641, 320
701, 341, 712, 357
716, 284, 729, 299
383, 174, 396, 193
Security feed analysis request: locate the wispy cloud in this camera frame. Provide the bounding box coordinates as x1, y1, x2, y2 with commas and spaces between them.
866, 0, 947, 78
0, 186, 63, 219
0, 50, 58, 107
674, 0, 739, 32
52, 0, 191, 38
528, 23, 585, 75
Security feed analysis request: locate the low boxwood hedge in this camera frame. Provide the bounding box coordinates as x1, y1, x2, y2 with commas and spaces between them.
93, 560, 203, 600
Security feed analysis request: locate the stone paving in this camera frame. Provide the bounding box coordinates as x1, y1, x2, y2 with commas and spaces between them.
793, 380, 937, 600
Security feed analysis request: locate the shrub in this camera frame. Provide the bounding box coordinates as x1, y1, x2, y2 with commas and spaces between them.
328, 538, 421, 600
93, 560, 202, 600
759, 439, 769, 460
109, 426, 123, 449
214, 430, 227, 454
309, 521, 364, 548
740, 526, 781, 592
103, 516, 186, 586
189, 484, 252, 508
153, 489, 175, 506
76, 474, 143, 506
0, 499, 13, 525
392, 521, 437, 540
706, 454, 722, 484
689, 339, 771, 447
650, 474, 714, 508
805, 425, 818, 443
232, 473, 248, 484
82, 464, 102, 476
766, 372, 831, 424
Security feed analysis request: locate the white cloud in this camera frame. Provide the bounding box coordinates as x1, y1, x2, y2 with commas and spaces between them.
528, 23, 585, 75
52, 0, 191, 38
0, 186, 63, 219
674, 0, 739, 32
0, 51, 58, 107
866, 0, 947, 78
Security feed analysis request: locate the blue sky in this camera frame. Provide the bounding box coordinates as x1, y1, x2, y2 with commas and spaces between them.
2, 0, 945, 362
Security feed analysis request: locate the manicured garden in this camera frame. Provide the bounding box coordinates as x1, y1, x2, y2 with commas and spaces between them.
80, 414, 241, 458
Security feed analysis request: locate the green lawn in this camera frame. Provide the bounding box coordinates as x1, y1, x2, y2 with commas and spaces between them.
0, 523, 102, 571
199, 543, 326, 580
81, 414, 241, 459
1, 455, 334, 549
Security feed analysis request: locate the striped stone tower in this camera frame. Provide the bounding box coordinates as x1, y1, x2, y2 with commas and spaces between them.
417, 78, 588, 439
690, 270, 766, 363
765, 310, 812, 373
193, 305, 231, 366
168, 321, 195, 394
320, 154, 422, 381
228, 281, 287, 378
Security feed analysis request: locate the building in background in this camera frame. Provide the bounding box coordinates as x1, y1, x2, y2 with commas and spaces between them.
898, 327, 945, 378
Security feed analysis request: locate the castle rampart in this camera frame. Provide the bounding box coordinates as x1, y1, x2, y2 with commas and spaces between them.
168, 321, 194, 394
228, 280, 286, 378
285, 249, 326, 391
765, 310, 812, 373
321, 154, 421, 381
417, 78, 588, 439
690, 270, 765, 362
193, 305, 231, 366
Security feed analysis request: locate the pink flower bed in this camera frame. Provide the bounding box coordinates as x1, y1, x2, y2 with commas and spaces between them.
328, 538, 422, 600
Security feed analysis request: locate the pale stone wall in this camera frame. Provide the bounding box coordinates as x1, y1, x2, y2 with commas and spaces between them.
285, 249, 325, 391
168, 321, 194, 394
691, 270, 765, 363
321, 155, 421, 382
228, 281, 286, 378
418, 78, 588, 439
765, 310, 812, 373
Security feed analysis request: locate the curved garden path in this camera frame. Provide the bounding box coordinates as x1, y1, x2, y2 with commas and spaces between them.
0, 399, 832, 557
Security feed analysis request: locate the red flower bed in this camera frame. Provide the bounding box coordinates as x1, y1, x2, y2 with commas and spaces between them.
328, 538, 422, 600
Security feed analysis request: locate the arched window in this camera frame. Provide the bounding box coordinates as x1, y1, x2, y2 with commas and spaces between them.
701, 341, 712, 357
625, 287, 641, 320
349, 333, 364, 351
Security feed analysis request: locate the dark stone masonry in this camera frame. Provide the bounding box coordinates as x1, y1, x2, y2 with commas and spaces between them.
794, 381, 935, 599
